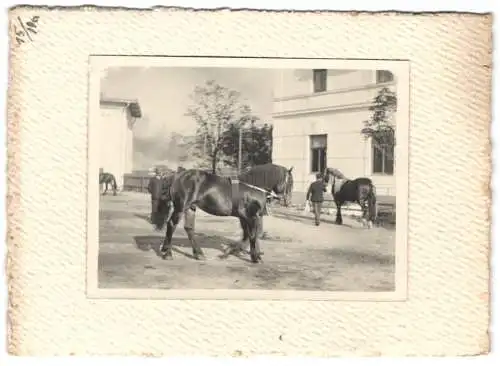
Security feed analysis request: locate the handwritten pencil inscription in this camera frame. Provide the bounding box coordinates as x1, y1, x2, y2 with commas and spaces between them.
13, 16, 40, 46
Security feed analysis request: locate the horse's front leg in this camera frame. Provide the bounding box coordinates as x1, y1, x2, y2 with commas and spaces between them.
255, 215, 264, 258
335, 200, 343, 225
248, 216, 263, 264
160, 211, 179, 260
220, 218, 248, 259
358, 200, 373, 228
103, 183, 108, 195
184, 206, 205, 260
258, 215, 269, 240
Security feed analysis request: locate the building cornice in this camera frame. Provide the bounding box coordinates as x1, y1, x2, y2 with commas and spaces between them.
273, 101, 374, 118
100, 97, 142, 118
273, 81, 396, 102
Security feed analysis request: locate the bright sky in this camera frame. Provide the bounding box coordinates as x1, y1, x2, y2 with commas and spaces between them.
101, 67, 278, 140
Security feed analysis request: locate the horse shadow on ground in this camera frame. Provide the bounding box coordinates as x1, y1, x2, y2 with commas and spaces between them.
273, 210, 395, 231
133, 213, 150, 222
133, 233, 254, 262
319, 247, 395, 267
260, 232, 294, 243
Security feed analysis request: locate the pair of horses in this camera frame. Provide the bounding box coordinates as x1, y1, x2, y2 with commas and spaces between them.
151, 164, 294, 263
150, 164, 378, 264
99, 172, 118, 196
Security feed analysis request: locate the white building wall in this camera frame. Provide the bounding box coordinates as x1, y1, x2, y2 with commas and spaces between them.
274, 69, 375, 99
272, 69, 396, 199
99, 105, 134, 189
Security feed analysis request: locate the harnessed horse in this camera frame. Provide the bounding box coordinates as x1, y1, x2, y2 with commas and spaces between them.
151, 169, 279, 263
323, 168, 378, 228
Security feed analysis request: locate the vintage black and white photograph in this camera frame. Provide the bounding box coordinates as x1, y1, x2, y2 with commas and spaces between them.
87, 56, 409, 299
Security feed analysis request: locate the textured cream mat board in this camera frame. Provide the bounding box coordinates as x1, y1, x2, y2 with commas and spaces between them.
6, 7, 491, 357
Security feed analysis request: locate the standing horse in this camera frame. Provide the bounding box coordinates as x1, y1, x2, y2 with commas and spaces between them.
238, 163, 294, 207
238, 163, 294, 238
99, 172, 118, 196
323, 168, 377, 228
152, 169, 277, 263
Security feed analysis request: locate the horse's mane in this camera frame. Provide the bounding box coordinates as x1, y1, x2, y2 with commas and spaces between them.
325, 167, 349, 180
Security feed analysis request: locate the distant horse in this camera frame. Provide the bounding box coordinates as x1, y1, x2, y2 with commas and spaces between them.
152, 169, 278, 263
323, 168, 377, 228
99, 172, 117, 196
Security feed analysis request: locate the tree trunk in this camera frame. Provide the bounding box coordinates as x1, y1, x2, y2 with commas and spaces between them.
211, 151, 217, 174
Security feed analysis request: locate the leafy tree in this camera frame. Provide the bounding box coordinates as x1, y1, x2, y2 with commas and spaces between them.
186, 80, 257, 173
221, 121, 273, 170
166, 132, 191, 164
361, 87, 397, 160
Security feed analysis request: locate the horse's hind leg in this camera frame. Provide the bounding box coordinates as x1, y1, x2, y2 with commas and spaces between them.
236, 218, 250, 254
184, 206, 205, 260
160, 210, 180, 260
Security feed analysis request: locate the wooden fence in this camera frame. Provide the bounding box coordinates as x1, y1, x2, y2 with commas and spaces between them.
123, 172, 151, 193
123, 168, 240, 193
122, 171, 395, 224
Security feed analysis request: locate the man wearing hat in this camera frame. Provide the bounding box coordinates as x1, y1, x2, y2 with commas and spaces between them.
147, 167, 162, 223
306, 173, 328, 226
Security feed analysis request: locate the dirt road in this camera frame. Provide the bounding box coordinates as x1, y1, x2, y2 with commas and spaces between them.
98, 192, 395, 291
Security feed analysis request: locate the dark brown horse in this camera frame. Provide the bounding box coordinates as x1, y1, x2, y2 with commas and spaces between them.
238, 163, 294, 207
152, 169, 278, 263
323, 168, 378, 228
236, 163, 294, 238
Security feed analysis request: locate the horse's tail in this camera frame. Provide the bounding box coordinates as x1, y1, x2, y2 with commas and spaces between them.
111, 175, 117, 190
367, 183, 378, 223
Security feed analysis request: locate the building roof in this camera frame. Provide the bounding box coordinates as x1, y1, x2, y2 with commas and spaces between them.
100, 97, 142, 118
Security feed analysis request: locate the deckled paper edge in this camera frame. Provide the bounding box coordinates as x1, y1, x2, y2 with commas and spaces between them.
6, 16, 22, 355
4, 7, 493, 357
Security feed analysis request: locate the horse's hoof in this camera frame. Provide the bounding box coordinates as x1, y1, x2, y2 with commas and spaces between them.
251, 254, 263, 263
161, 252, 173, 260
194, 253, 206, 261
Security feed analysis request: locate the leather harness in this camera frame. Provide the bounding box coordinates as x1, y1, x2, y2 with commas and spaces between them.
231, 179, 276, 216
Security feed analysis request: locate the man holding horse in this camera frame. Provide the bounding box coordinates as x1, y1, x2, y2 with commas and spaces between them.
306, 173, 327, 226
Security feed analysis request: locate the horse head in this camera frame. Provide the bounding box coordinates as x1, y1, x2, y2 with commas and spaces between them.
279, 166, 294, 207
323, 168, 349, 195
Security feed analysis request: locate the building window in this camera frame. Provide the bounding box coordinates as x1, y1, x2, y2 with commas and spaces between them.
310, 134, 327, 173
372, 141, 394, 175
376, 70, 394, 84
313, 69, 327, 93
